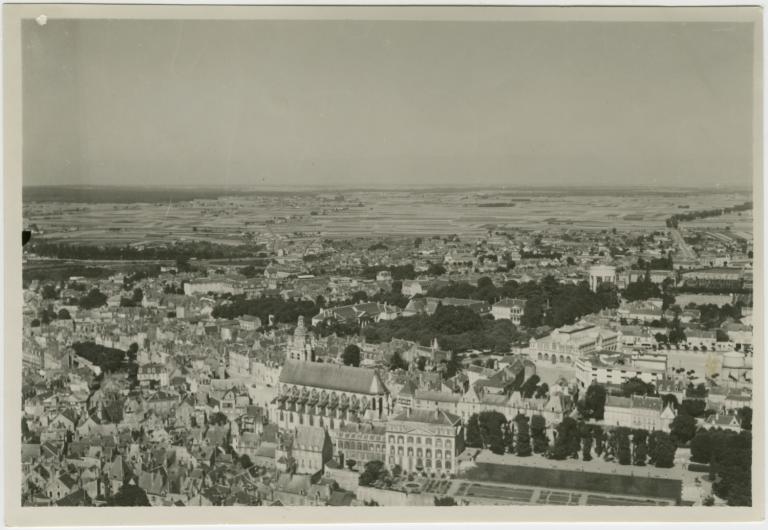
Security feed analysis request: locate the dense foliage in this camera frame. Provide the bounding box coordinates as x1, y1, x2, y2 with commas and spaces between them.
211, 296, 318, 324
362, 304, 524, 353
426, 276, 618, 329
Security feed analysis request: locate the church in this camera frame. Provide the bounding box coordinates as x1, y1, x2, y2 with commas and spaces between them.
272, 317, 391, 438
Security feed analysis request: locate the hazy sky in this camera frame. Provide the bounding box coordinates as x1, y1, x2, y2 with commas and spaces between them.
22, 18, 756, 189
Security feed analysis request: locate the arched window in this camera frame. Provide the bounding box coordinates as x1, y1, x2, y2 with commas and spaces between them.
389, 435, 395, 443
435, 439, 443, 448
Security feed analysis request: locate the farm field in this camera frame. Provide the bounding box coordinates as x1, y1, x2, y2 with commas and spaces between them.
23, 188, 753, 244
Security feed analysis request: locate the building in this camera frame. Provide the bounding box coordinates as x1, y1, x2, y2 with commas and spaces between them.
385, 408, 463, 476
287, 316, 316, 362
603, 395, 676, 432
588, 264, 617, 292
574, 351, 667, 389
238, 315, 262, 331
137, 363, 169, 387
183, 279, 241, 296
403, 297, 490, 318
274, 360, 391, 433
334, 422, 386, 469
617, 300, 663, 323
720, 351, 752, 387
491, 298, 526, 325
680, 268, 745, 290
275, 425, 333, 475
528, 322, 620, 364
311, 303, 399, 327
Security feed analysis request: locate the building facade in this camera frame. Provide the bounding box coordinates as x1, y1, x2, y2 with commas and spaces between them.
385, 409, 463, 476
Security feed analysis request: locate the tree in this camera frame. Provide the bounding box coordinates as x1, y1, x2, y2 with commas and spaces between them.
690, 429, 713, 463
478, 411, 507, 455
582, 383, 607, 420
738, 407, 752, 431
519, 375, 541, 399
620, 377, 655, 397
41, 284, 58, 300
341, 344, 361, 367
668, 315, 687, 345
389, 351, 408, 371
127, 342, 139, 362
530, 415, 549, 454
427, 263, 447, 276
466, 414, 483, 448
680, 399, 707, 418
131, 288, 144, 304
670, 413, 697, 446
651, 431, 676, 468
616, 428, 632, 465
580, 423, 593, 462
78, 288, 107, 309
359, 460, 389, 487
57, 308, 71, 320
632, 429, 649, 466
107, 485, 150, 506
550, 417, 580, 460
208, 412, 228, 426
593, 425, 605, 457
503, 421, 515, 454
515, 415, 532, 457
239, 454, 253, 469
434, 496, 457, 506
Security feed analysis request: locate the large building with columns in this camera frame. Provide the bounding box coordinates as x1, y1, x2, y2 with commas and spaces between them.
385, 408, 463, 476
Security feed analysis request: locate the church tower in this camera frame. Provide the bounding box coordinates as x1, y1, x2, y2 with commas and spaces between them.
288, 316, 315, 362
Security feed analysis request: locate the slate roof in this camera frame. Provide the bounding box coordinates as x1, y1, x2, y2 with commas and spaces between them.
391, 408, 461, 426
279, 360, 388, 395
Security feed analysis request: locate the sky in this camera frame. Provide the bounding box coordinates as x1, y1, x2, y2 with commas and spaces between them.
22, 18, 756, 189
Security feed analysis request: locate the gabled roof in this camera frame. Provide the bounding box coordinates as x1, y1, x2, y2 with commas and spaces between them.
391, 408, 461, 426
279, 360, 388, 395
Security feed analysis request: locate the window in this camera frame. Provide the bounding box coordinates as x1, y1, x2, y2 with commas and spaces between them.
388, 435, 395, 444
416, 437, 421, 444
407, 436, 413, 444
445, 440, 451, 450
397, 436, 404, 444
426, 438, 432, 445
435, 438, 443, 448
445, 460, 451, 470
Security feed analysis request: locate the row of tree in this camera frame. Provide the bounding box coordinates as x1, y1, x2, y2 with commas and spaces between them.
665, 201, 752, 228
28, 240, 264, 261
